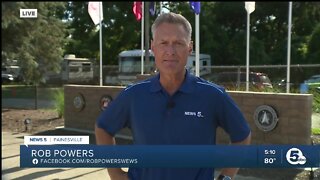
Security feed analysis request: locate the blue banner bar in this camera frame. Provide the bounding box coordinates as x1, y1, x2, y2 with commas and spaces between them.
20, 145, 320, 168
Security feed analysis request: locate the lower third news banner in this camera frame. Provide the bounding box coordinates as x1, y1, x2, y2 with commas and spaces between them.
20, 138, 319, 168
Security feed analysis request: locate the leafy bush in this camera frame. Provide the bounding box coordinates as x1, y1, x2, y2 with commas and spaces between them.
54, 89, 64, 118
312, 128, 320, 135
310, 89, 320, 113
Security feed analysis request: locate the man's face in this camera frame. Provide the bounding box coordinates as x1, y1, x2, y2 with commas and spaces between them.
151, 23, 192, 76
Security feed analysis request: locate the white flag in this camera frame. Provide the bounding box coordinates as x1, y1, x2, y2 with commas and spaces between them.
245, 2, 255, 14
88, 2, 103, 25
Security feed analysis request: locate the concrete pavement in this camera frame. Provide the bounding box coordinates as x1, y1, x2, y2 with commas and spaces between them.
312, 113, 320, 129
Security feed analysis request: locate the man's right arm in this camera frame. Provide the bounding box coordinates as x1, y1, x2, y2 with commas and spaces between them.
95, 124, 128, 180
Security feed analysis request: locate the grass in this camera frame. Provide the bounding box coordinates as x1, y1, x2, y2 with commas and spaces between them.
312, 128, 320, 135
53, 89, 64, 118
310, 89, 320, 113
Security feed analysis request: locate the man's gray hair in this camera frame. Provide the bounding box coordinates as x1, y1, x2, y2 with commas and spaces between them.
151, 12, 192, 41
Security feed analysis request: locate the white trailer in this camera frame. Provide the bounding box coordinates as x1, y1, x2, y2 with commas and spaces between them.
109, 49, 212, 85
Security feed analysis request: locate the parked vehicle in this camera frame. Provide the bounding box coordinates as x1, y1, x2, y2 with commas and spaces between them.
2, 73, 15, 84
274, 78, 296, 91
61, 54, 94, 84
2, 66, 25, 83
106, 49, 212, 85
304, 74, 320, 91
213, 71, 273, 91
305, 74, 320, 84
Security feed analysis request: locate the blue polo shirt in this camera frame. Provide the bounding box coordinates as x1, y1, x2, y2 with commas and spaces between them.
97, 70, 251, 180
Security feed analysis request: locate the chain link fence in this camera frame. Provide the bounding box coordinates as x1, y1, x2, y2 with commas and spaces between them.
206, 64, 320, 92
93, 64, 319, 92
18, 63, 318, 92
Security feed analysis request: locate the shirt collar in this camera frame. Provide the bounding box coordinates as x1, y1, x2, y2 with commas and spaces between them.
150, 69, 196, 94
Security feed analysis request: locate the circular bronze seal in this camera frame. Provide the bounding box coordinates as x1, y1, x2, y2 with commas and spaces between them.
254, 105, 278, 132
73, 93, 85, 112
99, 95, 113, 111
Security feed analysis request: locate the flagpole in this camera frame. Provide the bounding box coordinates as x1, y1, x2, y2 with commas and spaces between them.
99, 2, 103, 86
245, 11, 250, 91
244, 2, 255, 91
141, 2, 144, 75
195, 13, 200, 77
286, 2, 292, 93
88, 2, 103, 85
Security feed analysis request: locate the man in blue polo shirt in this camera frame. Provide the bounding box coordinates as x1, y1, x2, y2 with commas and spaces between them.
95, 12, 251, 180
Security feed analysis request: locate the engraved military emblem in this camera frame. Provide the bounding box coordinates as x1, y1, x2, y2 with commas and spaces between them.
73, 93, 85, 111
100, 95, 113, 111
254, 105, 278, 132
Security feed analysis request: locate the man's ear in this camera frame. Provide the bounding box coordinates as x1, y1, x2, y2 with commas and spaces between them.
151, 40, 154, 51
189, 41, 193, 54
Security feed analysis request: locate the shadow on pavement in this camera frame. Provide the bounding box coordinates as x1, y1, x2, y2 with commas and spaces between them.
3, 167, 65, 180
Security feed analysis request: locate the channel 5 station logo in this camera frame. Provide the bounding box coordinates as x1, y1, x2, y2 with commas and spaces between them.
20, 9, 37, 18
286, 147, 307, 165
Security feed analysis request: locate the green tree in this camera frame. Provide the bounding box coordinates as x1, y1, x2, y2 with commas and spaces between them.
306, 23, 320, 64
247, 2, 320, 65
65, 2, 141, 65
168, 2, 270, 65
2, 2, 67, 84
64, 2, 319, 67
